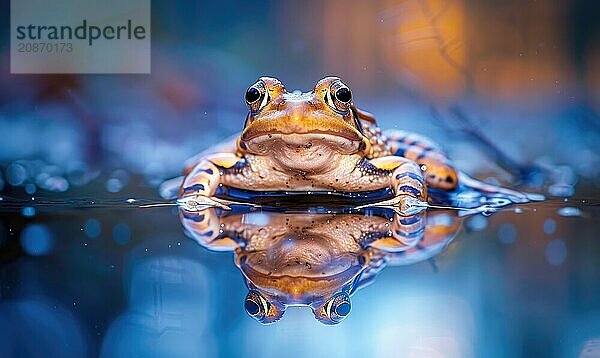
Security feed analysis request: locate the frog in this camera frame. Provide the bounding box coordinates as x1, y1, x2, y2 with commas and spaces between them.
177, 76, 530, 211
179, 206, 463, 324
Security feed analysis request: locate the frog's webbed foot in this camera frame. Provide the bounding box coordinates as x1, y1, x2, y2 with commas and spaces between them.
179, 207, 248, 251
179, 152, 247, 207
458, 172, 542, 204
356, 195, 428, 216
179, 207, 224, 248
179, 152, 263, 210
360, 211, 427, 253
177, 194, 232, 211
385, 210, 462, 267
358, 156, 428, 215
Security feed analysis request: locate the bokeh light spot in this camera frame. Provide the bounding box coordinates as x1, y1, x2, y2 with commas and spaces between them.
466, 215, 488, 231
22, 206, 36, 217
20, 224, 54, 256
545, 239, 567, 266
112, 223, 131, 245
543, 218, 557, 234
6, 163, 27, 186
84, 219, 101, 239
106, 178, 123, 193
497, 223, 517, 244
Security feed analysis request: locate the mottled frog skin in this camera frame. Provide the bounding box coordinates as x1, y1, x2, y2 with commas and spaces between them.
179, 207, 463, 324
178, 76, 528, 210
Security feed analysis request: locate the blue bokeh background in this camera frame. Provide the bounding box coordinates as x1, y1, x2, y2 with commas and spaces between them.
1, 1, 600, 357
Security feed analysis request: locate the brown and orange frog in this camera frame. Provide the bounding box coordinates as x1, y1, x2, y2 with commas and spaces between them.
179, 207, 463, 324
175, 76, 530, 211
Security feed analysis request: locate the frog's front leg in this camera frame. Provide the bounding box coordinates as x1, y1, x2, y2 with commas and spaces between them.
357, 156, 428, 214
179, 152, 245, 209
180, 208, 247, 251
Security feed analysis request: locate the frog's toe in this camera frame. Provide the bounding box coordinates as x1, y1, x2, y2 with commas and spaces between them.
177, 195, 231, 211
355, 195, 427, 216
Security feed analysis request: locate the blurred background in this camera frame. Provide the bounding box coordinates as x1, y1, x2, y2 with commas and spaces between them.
1, 0, 600, 357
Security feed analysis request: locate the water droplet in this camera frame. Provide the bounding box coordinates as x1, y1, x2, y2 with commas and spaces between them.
526, 193, 546, 201
557, 207, 581, 217
486, 197, 512, 208
126, 198, 136, 203
514, 207, 523, 214
548, 184, 574, 197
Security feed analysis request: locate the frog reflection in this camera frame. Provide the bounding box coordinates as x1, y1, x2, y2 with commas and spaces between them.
179, 207, 463, 325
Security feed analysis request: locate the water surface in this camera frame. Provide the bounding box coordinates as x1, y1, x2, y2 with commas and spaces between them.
1, 183, 599, 357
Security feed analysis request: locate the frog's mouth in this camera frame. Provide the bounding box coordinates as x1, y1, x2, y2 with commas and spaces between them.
237, 254, 363, 304
244, 132, 362, 152
240, 119, 371, 156
241, 132, 369, 172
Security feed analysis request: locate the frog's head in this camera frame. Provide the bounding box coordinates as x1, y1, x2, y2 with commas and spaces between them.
236, 228, 367, 325
243, 288, 353, 325
238, 76, 371, 172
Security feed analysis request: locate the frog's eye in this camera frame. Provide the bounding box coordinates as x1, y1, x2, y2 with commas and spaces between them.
335, 87, 352, 103
245, 80, 269, 113
325, 80, 352, 113
245, 87, 261, 103
244, 290, 285, 324
312, 292, 351, 325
